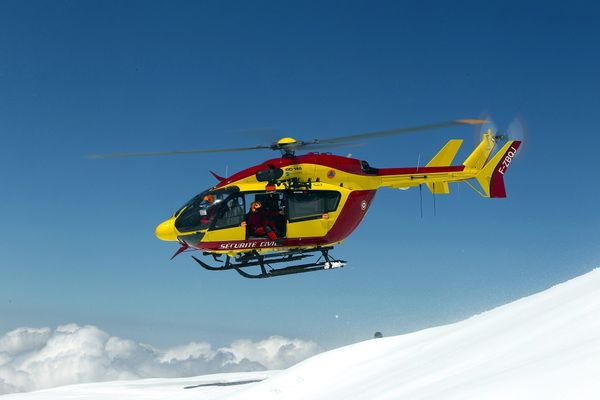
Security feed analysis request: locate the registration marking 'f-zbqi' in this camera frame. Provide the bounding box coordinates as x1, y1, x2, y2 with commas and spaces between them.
498, 146, 517, 175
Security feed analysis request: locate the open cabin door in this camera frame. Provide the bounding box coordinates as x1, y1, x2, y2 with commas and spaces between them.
245, 192, 287, 240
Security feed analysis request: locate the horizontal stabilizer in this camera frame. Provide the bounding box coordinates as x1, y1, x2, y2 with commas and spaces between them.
426, 182, 450, 194
422, 140, 462, 194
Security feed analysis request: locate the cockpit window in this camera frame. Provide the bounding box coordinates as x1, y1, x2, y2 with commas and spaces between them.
173, 191, 207, 218
174, 187, 240, 233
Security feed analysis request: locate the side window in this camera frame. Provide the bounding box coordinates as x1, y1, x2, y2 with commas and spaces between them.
213, 195, 245, 230
287, 191, 341, 222
323, 191, 341, 212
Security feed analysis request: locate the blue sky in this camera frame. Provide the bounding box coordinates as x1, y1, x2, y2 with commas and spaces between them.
0, 0, 599, 350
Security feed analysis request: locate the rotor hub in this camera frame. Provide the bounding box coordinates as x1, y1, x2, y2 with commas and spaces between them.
277, 137, 298, 146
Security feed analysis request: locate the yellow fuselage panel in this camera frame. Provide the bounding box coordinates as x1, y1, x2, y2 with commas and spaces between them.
203, 226, 245, 242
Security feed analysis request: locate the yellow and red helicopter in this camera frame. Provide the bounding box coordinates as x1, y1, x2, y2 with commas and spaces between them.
93, 119, 521, 278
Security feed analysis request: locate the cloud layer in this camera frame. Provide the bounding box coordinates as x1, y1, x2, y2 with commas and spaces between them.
0, 324, 321, 394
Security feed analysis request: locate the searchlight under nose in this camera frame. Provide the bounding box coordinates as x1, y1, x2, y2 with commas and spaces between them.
155, 217, 178, 241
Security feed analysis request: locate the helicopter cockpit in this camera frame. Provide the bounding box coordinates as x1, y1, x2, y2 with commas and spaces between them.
174, 187, 241, 233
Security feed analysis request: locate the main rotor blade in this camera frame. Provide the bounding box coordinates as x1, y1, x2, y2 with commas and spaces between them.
88, 118, 487, 159
314, 119, 487, 145
88, 145, 272, 159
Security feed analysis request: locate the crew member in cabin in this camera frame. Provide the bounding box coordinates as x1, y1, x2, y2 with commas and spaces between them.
246, 201, 279, 240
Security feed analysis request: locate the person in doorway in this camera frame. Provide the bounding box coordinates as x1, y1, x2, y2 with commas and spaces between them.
246, 201, 279, 240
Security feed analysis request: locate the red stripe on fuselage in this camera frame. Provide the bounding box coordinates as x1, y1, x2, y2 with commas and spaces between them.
195, 237, 328, 252
378, 165, 464, 175
214, 154, 464, 188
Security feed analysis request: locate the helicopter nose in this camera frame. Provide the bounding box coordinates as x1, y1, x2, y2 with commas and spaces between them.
155, 217, 178, 241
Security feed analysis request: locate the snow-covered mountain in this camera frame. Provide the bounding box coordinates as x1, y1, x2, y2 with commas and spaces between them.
3, 268, 600, 400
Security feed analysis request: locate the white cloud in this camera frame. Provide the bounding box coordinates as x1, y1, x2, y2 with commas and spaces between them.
0, 324, 321, 395
159, 341, 214, 363
224, 336, 322, 370
0, 327, 51, 356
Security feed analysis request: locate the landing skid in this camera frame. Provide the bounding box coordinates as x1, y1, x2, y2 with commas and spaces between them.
191, 247, 346, 279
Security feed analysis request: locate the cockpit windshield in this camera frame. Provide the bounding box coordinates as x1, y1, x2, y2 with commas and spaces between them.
174, 186, 239, 233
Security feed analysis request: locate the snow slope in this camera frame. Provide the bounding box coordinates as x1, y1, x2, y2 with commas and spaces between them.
4, 268, 600, 399
234, 268, 600, 400
0, 372, 277, 400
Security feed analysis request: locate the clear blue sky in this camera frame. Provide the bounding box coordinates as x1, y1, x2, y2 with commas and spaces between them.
1, 0, 599, 349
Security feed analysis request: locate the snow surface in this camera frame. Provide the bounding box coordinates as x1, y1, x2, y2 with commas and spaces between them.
0, 372, 277, 400
3, 268, 600, 399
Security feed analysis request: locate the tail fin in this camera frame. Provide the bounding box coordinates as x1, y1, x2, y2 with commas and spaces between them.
426, 139, 463, 167
425, 139, 463, 194
476, 141, 522, 198
463, 131, 495, 170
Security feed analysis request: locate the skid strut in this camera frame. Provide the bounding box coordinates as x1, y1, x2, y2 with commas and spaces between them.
191, 247, 346, 279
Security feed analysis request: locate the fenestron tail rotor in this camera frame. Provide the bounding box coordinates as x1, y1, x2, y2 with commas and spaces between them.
88, 118, 487, 159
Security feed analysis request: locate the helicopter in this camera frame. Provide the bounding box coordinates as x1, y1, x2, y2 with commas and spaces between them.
92, 119, 521, 279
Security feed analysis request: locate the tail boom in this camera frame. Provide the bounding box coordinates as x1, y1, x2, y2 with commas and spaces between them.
373, 137, 521, 199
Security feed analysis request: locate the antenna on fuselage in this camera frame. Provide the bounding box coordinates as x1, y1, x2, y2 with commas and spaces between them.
432, 183, 437, 217
417, 154, 423, 218
419, 184, 423, 219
